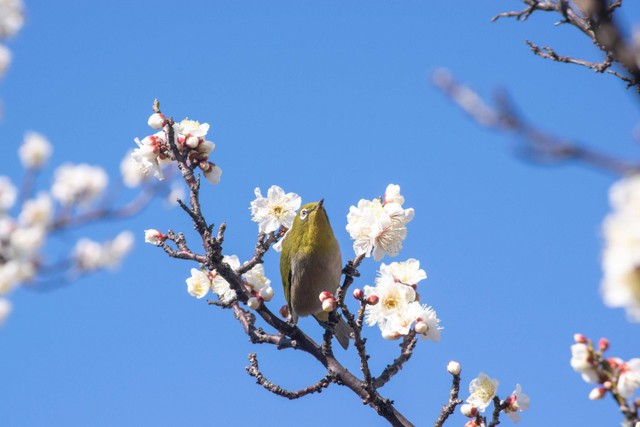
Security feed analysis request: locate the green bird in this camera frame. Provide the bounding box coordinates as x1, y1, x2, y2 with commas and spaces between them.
280, 199, 352, 349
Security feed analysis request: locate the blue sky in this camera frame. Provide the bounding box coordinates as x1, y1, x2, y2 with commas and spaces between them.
2, 1, 640, 426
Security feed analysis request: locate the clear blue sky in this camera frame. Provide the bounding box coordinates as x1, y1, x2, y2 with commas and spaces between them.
2, 1, 640, 426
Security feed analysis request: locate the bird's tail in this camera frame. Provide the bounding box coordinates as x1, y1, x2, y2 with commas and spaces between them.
314, 313, 353, 350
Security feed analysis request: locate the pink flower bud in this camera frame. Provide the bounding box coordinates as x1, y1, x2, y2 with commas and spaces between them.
574, 333, 588, 344
460, 404, 477, 418
589, 387, 606, 400
603, 381, 613, 390
147, 113, 165, 129
447, 361, 461, 376
247, 297, 260, 310
259, 286, 274, 302
414, 321, 428, 335
319, 291, 333, 302
144, 229, 166, 245
353, 288, 364, 299
367, 295, 379, 306
598, 338, 609, 352
279, 305, 289, 318
186, 136, 200, 148
322, 298, 336, 312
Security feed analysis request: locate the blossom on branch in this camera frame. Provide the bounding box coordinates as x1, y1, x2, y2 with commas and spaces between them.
51, 163, 108, 206
503, 384, 530, 423
346, 184, 414, 261
186, 268, 212, 299
19, 132, 52, 169
0, 176, 17, 212
73, 232, 134, 272
250, 185, 301, 234
466, 372, 499, 412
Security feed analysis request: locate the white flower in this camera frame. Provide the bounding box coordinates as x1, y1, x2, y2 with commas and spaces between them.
617, 358, 640, 398
19, 132, 52, 169
144, 229, 164, 245
73, 238, 104, 271
378, 258, 427, 287
103, 231, 134, 269
18, 192, 53, 227
211, 255, 239, 304
0, 260, 32, 294
0, 0, 24, 38
10, 226, 46, 258
0, 176, 17, 211
131, 134, 164, 181
384, 184, 405, 205
504, 384, 530, 423
51, 163, 108, 205
243, 263, 271, 292
204, 164, 222, 185
120, 149, 149, 188
364, 279, 416, 328
250, 185, 301, 234
466, 373, 499, 412
147, 113, 165, 129
198, 140, 215, 157
570, 343, 600, 383
0, 298, 12, 326
601, 175, 640, 321
174, 118, 209, 138
346, 193, 414, 262
413, 304, 442, 342
447, 361, 461, 375
0, 44, 11, 78
186, 268, 211, 299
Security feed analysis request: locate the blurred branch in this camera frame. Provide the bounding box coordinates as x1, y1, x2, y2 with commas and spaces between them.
492, 0, 640, 90
432, 69, 640, 175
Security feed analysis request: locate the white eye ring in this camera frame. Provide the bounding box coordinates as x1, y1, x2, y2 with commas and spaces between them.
299, 209, 308, 220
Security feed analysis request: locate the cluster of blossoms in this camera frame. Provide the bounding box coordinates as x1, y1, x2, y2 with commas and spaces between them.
131, 110, 222, 186
0, 132, 138, 325
601, 175, 640, 321
0, 0, 24, 79
459, 371, 530, 424
570, 334, 640, 401
183, 255, 274, 308
361, 258, 441, 340
346, 184, 414, 261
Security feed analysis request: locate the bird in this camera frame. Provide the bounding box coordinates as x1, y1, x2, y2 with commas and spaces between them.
279, 199, 352, 349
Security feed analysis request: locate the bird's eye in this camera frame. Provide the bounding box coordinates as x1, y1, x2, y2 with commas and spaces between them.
299, 209, 308, 220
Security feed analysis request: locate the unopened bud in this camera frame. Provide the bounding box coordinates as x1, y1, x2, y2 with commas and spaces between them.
589, 387, 606, 400
607, 357, 622, 370
319, 291, 333, 302
447, 361, 461, 376
460, 404, 477, 418
414, 321, 428, 335
367, 295, 379, 306
147, 113, 165, 129
322, 298, 336, 312
603, 381, 613, 390
464, 421, 479, 427
186, 136, 200, 148
574, 333, 588, 344
353, 288, 364, 299
144, 229, 166, 245
259, 286, 274, 302
598, 337, 609, 352
247, 297, 260, 310
279, 305, 289, 318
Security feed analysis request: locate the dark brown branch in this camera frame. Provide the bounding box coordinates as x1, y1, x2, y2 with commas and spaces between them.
487, 396, 508, 427
233, 304, 294, 348
432, 70, 640, 176
526, 40, 614, 72
433, 369, 463, 427
375, 332, 419, 389
246, 353, 332, 400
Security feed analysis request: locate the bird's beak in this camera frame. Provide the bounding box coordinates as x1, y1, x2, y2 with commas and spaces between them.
318, 199, 324, 209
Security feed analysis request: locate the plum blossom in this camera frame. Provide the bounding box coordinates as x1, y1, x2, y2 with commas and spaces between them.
51, 163, 108, 205
617, 358, 640, 398
466, 372, 499, 412
211, 255, 240, 304
186, 268, 212, 299
503, 384, 530, 423
0, 176, 17, 212
346, 184, 414, 261
18, 132, 52, 169
18, 192, 53, 227
250, 185, 301, 234
570, 343, 600, 383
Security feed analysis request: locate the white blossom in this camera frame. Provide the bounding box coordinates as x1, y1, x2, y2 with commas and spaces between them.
144, 229, 164, 245
384, 183, 405, 205
504, 384, 530, 423
120, 149, 149, 188
570, 343, 600, 383
174, 118, 209, 138
413, 304, 442, 342
131, 134, 165, 181
364, 279, 416, 328
0, 298, 11, 326
19, 132, 52, 169
378, 258, 427, 287
0, 260, 32, 294
73, 238, 104, 271
346, 189, 414, 261
447, 361, 461, 375
0, 43, 10, 78
18, 192, 53, 227
51, 163, 108, 205
0, 175, 17, 211
466, 373, 499, 412
147, 113, 165, 129
204, 164, 222, 185
211, 255, 239, 304
243, 263, 271, 292
618, 358, 640, 398
10, 226, 46, 258
185, 268, 211, 299
103, 231, 134, 269
0, 0, 24, 38
601, 175, 640, 321
250, 185, 301, 234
